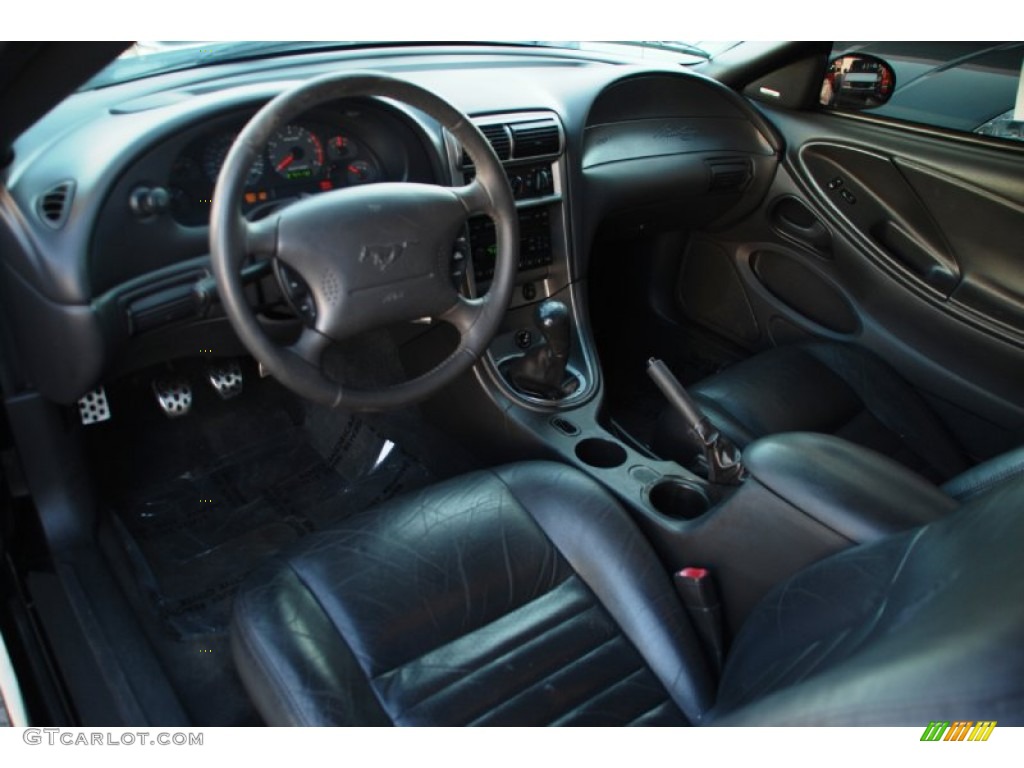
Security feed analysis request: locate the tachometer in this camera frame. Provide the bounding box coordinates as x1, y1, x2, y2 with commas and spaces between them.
267, 125, 324, 180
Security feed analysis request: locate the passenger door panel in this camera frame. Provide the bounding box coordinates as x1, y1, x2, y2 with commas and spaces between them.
679, 106, 1024, 457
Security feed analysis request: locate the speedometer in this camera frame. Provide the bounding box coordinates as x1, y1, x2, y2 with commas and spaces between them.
267, 125, 324, 180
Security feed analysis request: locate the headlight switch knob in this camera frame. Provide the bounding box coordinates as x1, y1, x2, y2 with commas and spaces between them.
129, 185, 171, 217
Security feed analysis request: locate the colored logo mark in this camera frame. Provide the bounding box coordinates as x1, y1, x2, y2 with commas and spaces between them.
920, 721, 996, 741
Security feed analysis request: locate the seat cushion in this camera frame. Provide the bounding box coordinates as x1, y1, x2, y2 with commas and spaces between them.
231, 462, 714, 726
654, 343, 969, 482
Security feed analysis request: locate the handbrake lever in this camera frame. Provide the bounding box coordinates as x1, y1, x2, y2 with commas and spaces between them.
647, 358, 744, 485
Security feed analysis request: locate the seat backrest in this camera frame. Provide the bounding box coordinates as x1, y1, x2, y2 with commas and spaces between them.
713, 472, 1024, 725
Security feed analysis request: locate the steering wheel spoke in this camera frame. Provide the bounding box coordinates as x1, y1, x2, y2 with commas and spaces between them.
452, 177, 492, 217
244, 214, 280, 260
441, 295, 486, 336
287, 326, 332, 369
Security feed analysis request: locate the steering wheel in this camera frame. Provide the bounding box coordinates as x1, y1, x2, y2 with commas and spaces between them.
209, 72, 517, 410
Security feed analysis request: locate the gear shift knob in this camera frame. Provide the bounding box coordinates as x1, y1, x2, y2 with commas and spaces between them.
505, 299, 576, 400
536, 300, 570, 359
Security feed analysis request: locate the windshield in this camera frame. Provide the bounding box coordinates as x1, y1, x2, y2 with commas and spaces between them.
85, 41, 735, 89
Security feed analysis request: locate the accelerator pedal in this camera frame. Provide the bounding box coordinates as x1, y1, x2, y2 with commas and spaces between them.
206, 359, 244, 400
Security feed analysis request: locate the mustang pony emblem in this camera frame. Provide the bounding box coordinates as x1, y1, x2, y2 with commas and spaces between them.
359, 242, 407, 272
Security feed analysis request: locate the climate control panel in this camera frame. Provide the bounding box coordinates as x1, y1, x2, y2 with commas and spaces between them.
465, 162, 555, 201
468, 207, 553, 283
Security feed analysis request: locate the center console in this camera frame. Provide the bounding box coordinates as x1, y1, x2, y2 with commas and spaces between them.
446, 115, 727, 538
447, 112, 597, 410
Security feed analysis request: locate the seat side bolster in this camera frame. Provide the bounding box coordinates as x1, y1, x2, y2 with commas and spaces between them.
493, 462, 716, 723
231, 560, 392, 726
943, 446, 1024, 502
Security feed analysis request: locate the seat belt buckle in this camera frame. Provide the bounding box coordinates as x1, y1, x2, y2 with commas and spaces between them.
673, 566, 725, 674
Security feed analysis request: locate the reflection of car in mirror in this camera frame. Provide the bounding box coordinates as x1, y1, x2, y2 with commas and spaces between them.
821, 54, 895, 109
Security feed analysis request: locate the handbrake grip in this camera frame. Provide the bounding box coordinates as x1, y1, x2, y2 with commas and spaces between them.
647, 358, 715, 443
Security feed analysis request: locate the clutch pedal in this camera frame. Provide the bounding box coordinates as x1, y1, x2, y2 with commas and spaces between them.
152, 377, 192, 418
206, 359, 244, 400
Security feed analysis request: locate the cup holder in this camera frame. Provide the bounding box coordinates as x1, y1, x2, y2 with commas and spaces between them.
647, 479, 710, 520
575, 437, 627, 469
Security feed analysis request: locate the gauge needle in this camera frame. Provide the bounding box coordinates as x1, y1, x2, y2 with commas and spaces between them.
276, 154, 295, 172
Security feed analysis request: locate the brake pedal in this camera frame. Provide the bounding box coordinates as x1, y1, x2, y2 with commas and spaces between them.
207, 359, 244, 400
77, 387, 111, 425
152, 377, 192, 418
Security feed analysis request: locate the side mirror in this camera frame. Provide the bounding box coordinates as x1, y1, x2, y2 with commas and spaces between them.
820, 53, 896, 110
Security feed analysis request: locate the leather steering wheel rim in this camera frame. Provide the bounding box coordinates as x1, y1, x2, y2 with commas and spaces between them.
209, 72, 518, 410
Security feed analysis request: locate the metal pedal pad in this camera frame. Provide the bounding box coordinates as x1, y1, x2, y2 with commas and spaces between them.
78, 387, 111, 425
152, 377, 192, 418
207, 359, 244, 400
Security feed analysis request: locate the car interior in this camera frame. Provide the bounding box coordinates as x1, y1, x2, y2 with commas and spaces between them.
0, 40, 1022, 727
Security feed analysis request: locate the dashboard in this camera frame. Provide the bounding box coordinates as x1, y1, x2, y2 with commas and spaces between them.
0, 46, 779, 405
88, 98, 440, 294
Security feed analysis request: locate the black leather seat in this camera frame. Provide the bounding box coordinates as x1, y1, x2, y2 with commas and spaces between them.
232, 459, 1024, 726
653, 342, 970, 483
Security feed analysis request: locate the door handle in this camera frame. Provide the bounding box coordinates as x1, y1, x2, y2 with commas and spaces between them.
873, 220, 960, 295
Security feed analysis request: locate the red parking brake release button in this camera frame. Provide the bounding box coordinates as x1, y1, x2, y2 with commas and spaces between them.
678, 566, 708, 580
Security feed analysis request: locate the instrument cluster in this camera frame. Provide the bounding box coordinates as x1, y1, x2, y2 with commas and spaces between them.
168, 114, 386, 226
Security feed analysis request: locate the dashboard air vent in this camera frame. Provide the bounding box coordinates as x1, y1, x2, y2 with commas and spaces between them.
462, 124, 511, 166
510, 120, 560, 159
37, 181, 75, 229
707, 160, 751, 193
